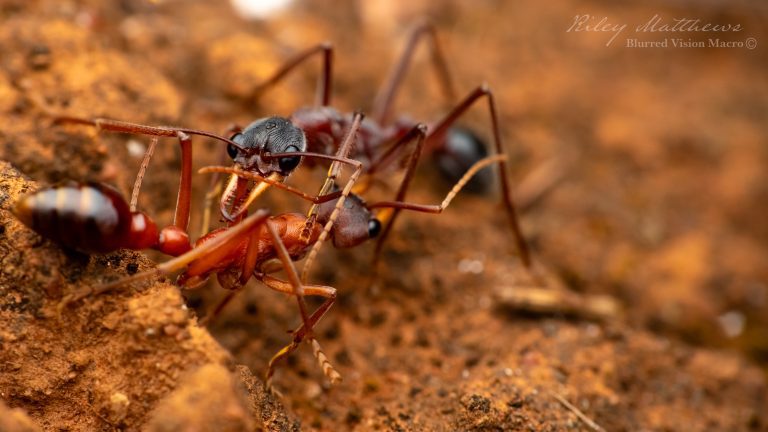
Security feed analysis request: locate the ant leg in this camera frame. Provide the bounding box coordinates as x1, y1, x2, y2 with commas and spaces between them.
129, 136, 158, 212
199, 288, 242, 327
256, 237, 341, 386
200, 214, 315, 327
368, 154, 506, 214
301, 110, 366, 241
372, 21, 456, 125
368, 154, 536, 267
249, 42, 334, 107
173, 131, 193, 231
425, 85, 532, 269
264, 220, 312, 336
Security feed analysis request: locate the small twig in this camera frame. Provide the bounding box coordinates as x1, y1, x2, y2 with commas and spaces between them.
552, 392, 606, 432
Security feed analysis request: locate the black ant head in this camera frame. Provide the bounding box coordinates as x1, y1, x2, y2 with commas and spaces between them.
228, 117, 306, 176
317, 190, 381, 248
221, 117, 306, 221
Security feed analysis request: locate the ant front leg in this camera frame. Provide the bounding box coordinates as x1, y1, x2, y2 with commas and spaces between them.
129, 136, 158, 212
368, 154, 535, 268
299, 113, 365, 283
368, 154, 508, 214
426, 85, 533, 269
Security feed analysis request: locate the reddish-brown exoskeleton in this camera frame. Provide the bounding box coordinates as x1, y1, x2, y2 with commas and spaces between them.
13, 184, 342, 386
13, 113, 368, 388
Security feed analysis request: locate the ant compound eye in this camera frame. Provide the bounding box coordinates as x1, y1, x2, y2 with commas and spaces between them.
226, 143, 238, 159
277, 145, 302, 173
367, 218, 382, 238
278, 155, 301, 172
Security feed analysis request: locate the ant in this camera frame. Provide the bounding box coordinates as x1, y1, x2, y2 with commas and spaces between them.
13, 114, 366, 387
231, 21, 533, 272
42, 22, 532, 280
13, 111, 511, 389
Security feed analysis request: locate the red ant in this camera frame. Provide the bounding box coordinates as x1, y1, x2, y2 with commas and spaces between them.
13, 114, 366, 387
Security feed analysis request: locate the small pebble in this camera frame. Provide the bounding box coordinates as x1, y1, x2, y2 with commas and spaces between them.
717, 311, 746, 338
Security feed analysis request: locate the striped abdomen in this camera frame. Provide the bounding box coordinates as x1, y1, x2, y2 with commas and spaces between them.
13, 182, 156, 253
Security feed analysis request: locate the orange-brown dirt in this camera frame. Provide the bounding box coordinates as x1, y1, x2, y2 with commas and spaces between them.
1, 0, 767, 431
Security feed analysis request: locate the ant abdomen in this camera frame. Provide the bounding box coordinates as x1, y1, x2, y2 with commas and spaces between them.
13, 182, 158, 253
434, 127, 493, 193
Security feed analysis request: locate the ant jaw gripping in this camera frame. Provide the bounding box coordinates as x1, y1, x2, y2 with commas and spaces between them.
219, 171, 285, 222
218, 116, 308, 222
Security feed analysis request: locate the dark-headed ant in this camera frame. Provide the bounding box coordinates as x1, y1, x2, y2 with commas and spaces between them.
43, 22, 532, 276
244, 22, 533, 270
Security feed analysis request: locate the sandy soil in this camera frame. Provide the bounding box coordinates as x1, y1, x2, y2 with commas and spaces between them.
0, 0, 766, 430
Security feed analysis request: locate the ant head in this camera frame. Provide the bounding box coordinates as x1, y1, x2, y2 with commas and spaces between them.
220, 117, 306, 221
228, 117, 306, 177
317, 190, 381, 248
